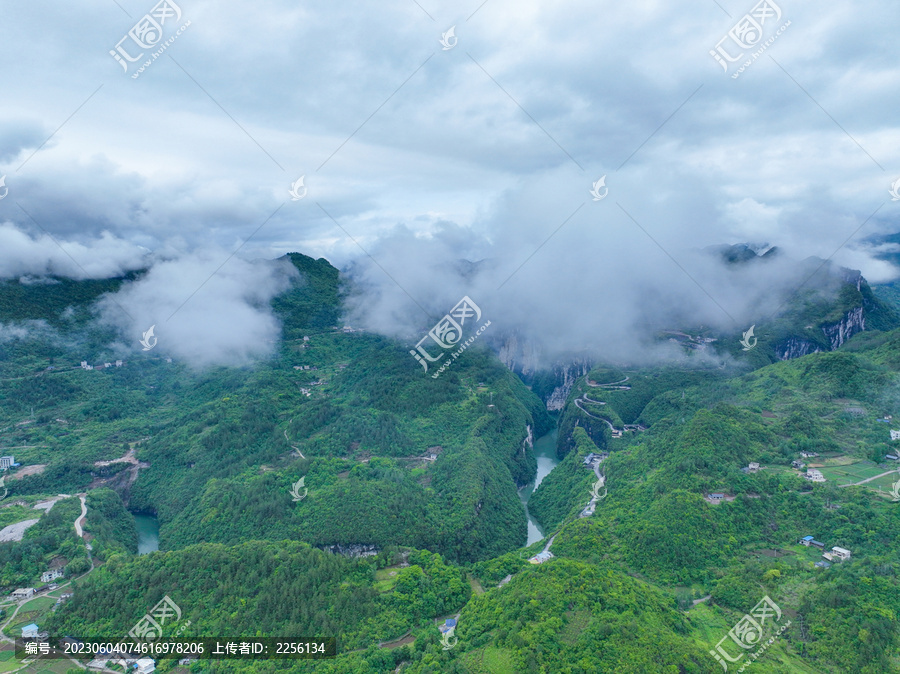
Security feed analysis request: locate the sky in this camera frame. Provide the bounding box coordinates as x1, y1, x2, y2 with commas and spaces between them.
1, 0, 899, 365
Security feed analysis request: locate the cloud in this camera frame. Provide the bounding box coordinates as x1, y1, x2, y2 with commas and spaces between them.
0, 320, 53, 345
343, 167, 886, 368
95, 252, 296, 368
0, 223, 148, 279
1, 0, 899, 369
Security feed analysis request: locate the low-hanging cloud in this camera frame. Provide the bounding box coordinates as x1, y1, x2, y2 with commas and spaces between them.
343, 167, 898, 369
95, 252, 297, 368
0, 223, 148, 280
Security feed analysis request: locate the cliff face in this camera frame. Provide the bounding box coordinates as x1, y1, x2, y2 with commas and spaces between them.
494, 332, 591, 410
775, 337, 822, 361
821, 306, 865, 350
545, 362, 592, 411
497, 332, 542, 376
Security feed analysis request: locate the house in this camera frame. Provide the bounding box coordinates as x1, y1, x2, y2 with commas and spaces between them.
303, 336, 309, 342
35, 585, 50, 594
60, 593, 73, 600
805, 469, 826, 482
583, 453, 598, 465
103, 362, 112, 368
12, 588, 35, 599
748, 462, 760, 472
528, 551, 554, 564
814, 560, 831, 568
439, 618, 456, 634
831, 546, 851, 562
41, 569, 63, 583
791, 460, 805, 470
134, 658, 156, 673
886, 454, 899, 461
47, 583, 59, 591
800, 452, 819, 458
115, 360, 123, 367
21, 624, 39, 638
80, 361, 89, 369
0, 456, 15, 470
799, 535, 814, 546
708, 493, 725, 502
891, 430, 900, 441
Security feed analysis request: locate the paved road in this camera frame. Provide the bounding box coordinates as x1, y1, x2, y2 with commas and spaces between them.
574, 398, 622, 436
0, 493, 100, 672
586, 376, 631, 390
837, 470, 899, 488
285, 421, 306, 458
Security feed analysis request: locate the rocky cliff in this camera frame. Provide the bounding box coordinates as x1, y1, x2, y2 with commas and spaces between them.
821, 306, 866, 350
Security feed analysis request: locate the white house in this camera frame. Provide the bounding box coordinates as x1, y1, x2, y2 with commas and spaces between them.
831, 547, 852, 562
528, 551, 554, 564
891, 430, 900, 441
805, 469, 826, 483
134, 658, 156, 673
41, 570, 63, 583
0, 456, 15, 470
12, 588, 35, 599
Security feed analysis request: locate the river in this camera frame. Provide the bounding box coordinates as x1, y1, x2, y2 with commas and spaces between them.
134, 514, 160, 554
519, 428, 560, 546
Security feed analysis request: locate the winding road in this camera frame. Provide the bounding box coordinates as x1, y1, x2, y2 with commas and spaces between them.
586, 376, 631, 390
574, 397, 623, 438
285, 420, 306, 459
0, 494, 101, 671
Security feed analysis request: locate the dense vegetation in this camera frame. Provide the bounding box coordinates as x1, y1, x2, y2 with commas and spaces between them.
1, 254, 899, 672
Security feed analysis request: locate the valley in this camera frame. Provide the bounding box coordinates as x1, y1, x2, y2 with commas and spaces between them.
0, 253, 898, 673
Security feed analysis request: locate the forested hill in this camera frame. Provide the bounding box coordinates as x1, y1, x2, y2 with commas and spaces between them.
3, 254, 900, 672
0, 252, 551, 565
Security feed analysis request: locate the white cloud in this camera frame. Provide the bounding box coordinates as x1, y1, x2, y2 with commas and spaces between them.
95, 252, 297, 368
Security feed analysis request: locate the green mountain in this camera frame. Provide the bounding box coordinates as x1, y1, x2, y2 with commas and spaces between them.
1, 253, 899, 673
